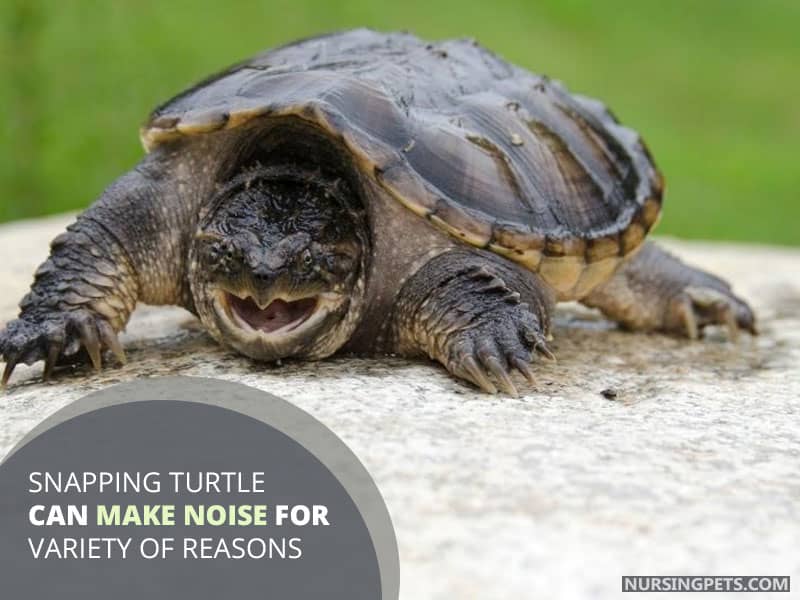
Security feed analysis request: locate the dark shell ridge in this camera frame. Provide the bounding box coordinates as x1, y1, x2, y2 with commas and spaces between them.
142, 29, 663, 296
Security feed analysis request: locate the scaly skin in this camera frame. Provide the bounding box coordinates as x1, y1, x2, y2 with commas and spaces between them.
1, 31, 758, 394
391, 249, 556, 397
581, 241, 756, 339
0, 155, 368, 388
0, 150, 200, 385
0, 161, 756, 395
188, 164, 367, 362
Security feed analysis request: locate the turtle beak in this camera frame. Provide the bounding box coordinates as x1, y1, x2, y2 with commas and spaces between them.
211, 287, 346, 360
223, 292, 320, 335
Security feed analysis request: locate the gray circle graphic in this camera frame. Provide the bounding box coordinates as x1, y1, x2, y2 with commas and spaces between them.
0, 377, 399, 599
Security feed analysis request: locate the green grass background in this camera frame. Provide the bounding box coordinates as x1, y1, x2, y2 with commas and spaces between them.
1, 0, 797, 245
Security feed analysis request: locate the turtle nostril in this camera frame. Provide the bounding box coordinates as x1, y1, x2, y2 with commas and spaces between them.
220, 240, 235, 256
206, 238, 237, 264
252, 267, 274, 283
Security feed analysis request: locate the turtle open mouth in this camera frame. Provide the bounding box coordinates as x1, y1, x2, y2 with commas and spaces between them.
225, 293, 318, 334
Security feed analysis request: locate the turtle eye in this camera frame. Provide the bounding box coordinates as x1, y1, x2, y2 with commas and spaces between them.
301, 249, 314, 268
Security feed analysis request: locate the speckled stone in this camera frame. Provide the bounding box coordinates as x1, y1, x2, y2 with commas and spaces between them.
1, 214, 798, 599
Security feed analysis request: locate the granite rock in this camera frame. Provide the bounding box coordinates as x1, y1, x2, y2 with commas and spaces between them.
1, 214, 798, 599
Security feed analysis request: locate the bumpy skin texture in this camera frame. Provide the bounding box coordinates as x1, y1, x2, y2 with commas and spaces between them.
582, 242, 756, 339
0, 30, 757, 393
189, 164, 368, 361
0, 150, 198, 385
392, 249, 556, 396
143, 28, 665, 300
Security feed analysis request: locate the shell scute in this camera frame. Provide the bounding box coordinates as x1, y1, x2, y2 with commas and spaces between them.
142, 29, 663, 294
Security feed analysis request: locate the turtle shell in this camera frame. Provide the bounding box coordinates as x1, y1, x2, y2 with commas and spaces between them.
142, 29, 663, 298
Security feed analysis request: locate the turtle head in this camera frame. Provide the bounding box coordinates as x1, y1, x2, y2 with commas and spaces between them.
189, 165, 367, 361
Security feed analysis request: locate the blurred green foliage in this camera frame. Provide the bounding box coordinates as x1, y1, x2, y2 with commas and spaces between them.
1, 0, 797, 244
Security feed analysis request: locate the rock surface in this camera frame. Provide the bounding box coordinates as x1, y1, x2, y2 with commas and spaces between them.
1, 214, 798, 599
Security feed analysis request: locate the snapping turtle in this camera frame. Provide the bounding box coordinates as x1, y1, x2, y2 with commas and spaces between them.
0, 29, 755, 395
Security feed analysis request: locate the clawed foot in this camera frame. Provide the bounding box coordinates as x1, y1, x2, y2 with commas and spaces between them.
445, 296, 554, 397
667, 285, 756, 340
583, 243, 758, 343
0, 309, 126, 388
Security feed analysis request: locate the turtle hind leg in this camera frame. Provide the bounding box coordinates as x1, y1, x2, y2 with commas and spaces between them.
391, 249, 556, 396
581, 241, 756, 339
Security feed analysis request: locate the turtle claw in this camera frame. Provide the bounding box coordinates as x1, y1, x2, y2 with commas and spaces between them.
43, 341, 63, 381
481, 352, 519, 398
510, 356, 536, 384
535, 342, 557, 362
0, 308, 126, 387
76, 316, 103, 371
721, 304, 740, 342
444, 301, 549, 396
459, 355, 497, 394
669, 285, 756, 341
98, 320, 127, 365
2, 359, 17, 389
674, 297, 699, 340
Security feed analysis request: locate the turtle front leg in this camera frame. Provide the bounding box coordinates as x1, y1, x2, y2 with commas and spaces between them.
0, 154, 195, 386
391, 249, 556, 396
0, 219, 137, 386
581, 241, 756, 339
